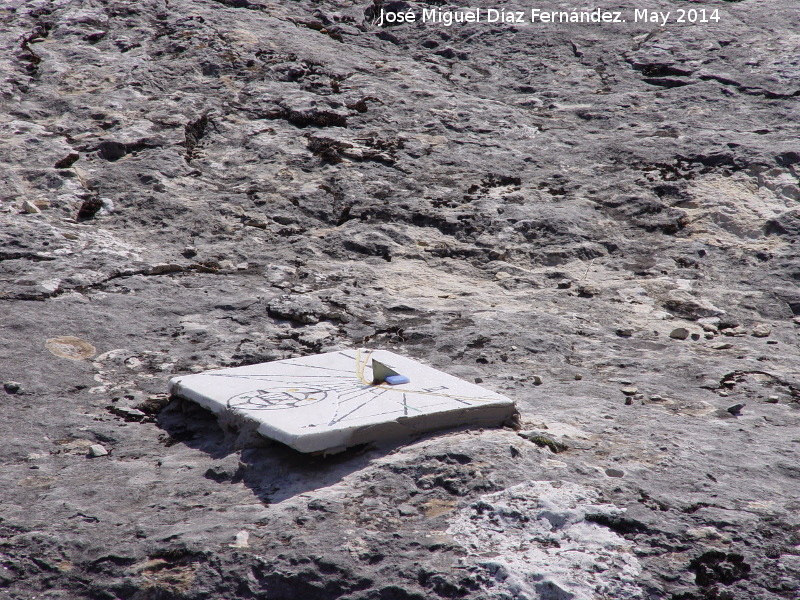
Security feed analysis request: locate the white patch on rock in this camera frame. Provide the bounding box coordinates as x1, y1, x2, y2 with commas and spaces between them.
99, 197, 114, 214
447, 481, 643, 600
230, 530, 250, 548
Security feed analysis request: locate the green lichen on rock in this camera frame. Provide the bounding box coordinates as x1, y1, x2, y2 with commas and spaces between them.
518, 432, 569, 454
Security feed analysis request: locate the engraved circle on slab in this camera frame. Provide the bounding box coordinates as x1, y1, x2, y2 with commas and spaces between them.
227, 386, 330, 411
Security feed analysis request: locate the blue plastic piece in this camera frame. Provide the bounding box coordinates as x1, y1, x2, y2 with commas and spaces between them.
384, 374, 410, 385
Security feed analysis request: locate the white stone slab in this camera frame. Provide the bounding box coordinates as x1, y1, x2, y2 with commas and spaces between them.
167, 349, 516, 453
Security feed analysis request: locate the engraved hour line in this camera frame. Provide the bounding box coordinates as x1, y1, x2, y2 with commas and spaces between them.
323, 383, 427, 423
219, 376, 379, 399
328, 390, 388, 425
225, 380, 364, 395
219, 375, 481, 409
324, 382, 432, 425
332, 383, 389, 405
334, 389, 437, 423
207, 351, 494, 400
239, 379, 477, 408
324, 383, 386, 411
213, 353, 494, 419
210, 373, 358, 380
214, 351, 493, 405
280, 362, 354, 374
328, 387, 391, 425
226, 379, 368, 409
212, 376, 369, 393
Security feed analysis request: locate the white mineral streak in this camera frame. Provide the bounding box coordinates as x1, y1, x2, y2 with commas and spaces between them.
447, 481, 643, 600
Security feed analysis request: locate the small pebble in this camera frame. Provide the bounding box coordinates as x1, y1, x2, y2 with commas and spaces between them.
574, 373, 583, 380
621, 387, 638, 396
669, 328, 689, 340
111, 406, 147, 421
649, 394, 663, 402
605, 468, 625, 478
3, 382, 21, 394
577, 284, 599, 297
615, 328, 633, 337
727, 403, 745, 416
88, 444, 108, 457
766, 396, 780, 404
474, 377, 483, 384
22, 200, 41, 214
397, 503, 417, 516
624, 397, 632, 405
531, 375, 543, 385
722, 327, 745, 337
711, 342, 733, 350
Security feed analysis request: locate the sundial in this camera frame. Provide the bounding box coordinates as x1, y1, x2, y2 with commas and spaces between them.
167, 349, 517, 453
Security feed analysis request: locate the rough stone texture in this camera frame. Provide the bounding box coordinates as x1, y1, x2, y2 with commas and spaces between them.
1, 0, 799, 599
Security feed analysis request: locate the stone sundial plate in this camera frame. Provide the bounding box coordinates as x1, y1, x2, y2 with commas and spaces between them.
167, 349, 517, 453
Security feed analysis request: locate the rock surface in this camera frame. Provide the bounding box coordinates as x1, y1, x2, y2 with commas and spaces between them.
1, 0, 799, 599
